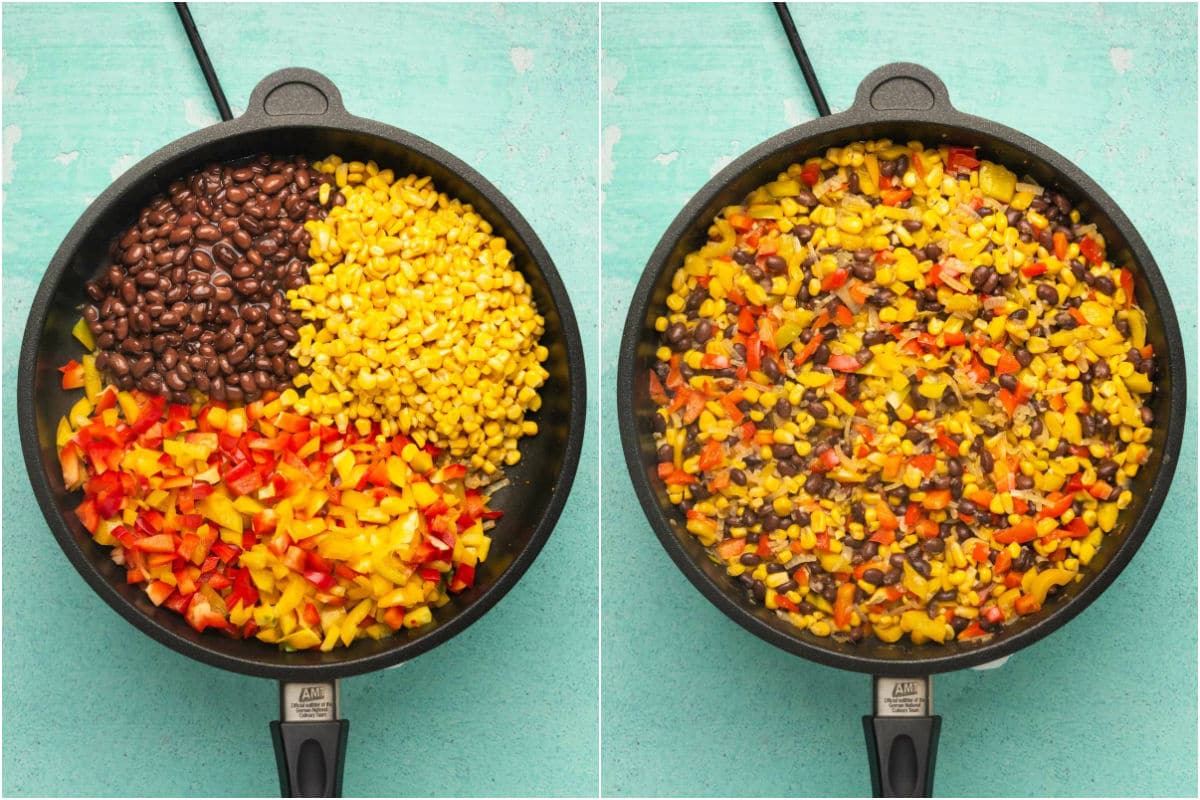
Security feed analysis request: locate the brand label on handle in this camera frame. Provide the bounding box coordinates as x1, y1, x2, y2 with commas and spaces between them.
282, 682, 337, 722
874, 676, 929, 717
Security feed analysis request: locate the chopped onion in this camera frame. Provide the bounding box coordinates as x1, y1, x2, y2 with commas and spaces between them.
1010, 489, 1047, 509
813, 176, 844, 199
955, 203, 982, 221
942, 257, 969, 275
834, 285, 861, 314
941, 274, 970, 293
1014, 181, 1044, 196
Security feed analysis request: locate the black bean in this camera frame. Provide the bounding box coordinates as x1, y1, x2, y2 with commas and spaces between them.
1014, 548, 1036, 572
761, 357, 781, 383
861, 568, 884, 586
852, 261, 876, 281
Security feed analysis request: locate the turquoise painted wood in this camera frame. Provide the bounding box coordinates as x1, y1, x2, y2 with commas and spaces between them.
2, 4, 597, 797
601, 3, 1196, 797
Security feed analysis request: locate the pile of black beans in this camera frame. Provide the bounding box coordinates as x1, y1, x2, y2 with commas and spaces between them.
82, 155, 333, 404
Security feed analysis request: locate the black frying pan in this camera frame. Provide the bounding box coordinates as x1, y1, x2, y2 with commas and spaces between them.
617, 63, 1185, 796
19, 68, 586, 797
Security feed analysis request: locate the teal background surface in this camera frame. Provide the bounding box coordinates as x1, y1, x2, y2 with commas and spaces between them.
600, 3, 1196, 798
2, 3, 597, 797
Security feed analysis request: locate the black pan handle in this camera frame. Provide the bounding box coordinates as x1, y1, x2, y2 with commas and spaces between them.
849, 62, 957, 117
271, 680, 349, 797
863, 676, 940, 797
242, 67, 347, 122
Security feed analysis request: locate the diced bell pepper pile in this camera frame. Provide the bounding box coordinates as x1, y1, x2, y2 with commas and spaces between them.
58, 354, 497, 651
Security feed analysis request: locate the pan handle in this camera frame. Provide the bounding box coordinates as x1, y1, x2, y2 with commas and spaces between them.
849, 62, 957, 117
862, 676, 940, 797
242, 67, 348, 121
270, 680, 349, 797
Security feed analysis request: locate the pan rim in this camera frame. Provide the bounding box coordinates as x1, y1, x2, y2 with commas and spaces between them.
19, 106, 587, 682
617, 99, 1186, 676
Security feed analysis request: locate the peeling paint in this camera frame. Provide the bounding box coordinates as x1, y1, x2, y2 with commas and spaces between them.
3, 54, 28, 98
601, 54, 627, 101
653, 151, 678, 166
1109, 47, 1134, 75
54, 150, 79, 166
510, 46, 534, 75
3, 124, 22, 185
184, 97, 220, 129
709, 143, 743, 177
971, 655, 1011, 671
110, 152, 138, 180
600, 124, 621, 201
783, 98, 806, 126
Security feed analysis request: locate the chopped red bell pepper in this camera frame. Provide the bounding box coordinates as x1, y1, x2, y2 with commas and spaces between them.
728, 212, 754, 233
800, 162, 821, 186
821, 268, 850, 292
698, 439, 724, 471
682, 390, 707, 425
958, 621, 988, 640
827, 354, 861, 372
1038, 492, 1076, 520
945, 146, 980, 175
745, 333, 762, 374
994, 352, 1021, 375
1079, 236, 1104, 266
1119, 269, 1135, 308
1053, 231, 1068, 260
994, 521, 1037, 544
59, 360, 85, 390
794, 332, 825, 368
223, 460, 265, 497
923, 490, 951, 510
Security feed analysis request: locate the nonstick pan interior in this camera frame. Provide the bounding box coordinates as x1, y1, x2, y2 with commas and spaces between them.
618, 64, 1185, 676
21, 78, 586, 681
